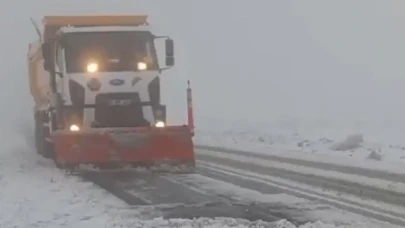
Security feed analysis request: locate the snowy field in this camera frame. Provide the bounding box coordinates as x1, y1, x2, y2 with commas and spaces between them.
195, 117, 405, 174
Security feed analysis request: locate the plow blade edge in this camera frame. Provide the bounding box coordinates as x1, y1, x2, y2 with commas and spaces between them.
51, 126, 195, 170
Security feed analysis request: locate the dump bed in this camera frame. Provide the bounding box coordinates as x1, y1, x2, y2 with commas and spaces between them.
27, 39, 50, 110
42, 15, 149, 40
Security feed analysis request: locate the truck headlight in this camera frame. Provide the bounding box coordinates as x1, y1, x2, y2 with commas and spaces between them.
69, 124, 80, 131
155, 121, 165, 128
87, 62, 98, 73
137, 62, 147, 70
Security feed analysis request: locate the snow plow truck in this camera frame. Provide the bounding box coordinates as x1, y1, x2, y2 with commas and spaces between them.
27, 15, 195, 172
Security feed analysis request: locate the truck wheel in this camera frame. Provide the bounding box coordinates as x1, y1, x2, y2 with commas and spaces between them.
42, 140, 54, 159
35, 110, 54, 159
42, 111, 55, 159
34, 112, 43, 155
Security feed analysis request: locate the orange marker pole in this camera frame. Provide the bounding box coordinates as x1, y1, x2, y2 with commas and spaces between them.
187, 80, 194, 136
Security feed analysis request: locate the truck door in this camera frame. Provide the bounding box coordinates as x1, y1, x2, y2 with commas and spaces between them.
55, 45, 66, 99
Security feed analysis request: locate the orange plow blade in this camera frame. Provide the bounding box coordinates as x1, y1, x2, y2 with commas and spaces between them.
51, 126, 195, 172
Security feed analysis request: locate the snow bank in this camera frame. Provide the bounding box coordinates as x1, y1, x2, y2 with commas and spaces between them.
0, 131, 117, 227
130, 218, 371, 228
194, 118, 405, 174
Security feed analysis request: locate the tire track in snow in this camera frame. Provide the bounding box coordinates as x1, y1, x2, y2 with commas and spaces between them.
77, 170, 300, 224
196, 145, 405, 183
196, 154, 405, 227
197, 146, 405, 201
161, 173, 310, 225
196, 151, 405, 208
79, 171, 151, 205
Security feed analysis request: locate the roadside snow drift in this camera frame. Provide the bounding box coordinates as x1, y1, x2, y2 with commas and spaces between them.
194, 119, 405, 174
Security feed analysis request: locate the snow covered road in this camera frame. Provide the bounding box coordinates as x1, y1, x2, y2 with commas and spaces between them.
75, 165, 400, 227
73, 145, 405, 227
78, 169, 313, 223
1, 133, 316, 228
195, 146, 405, 227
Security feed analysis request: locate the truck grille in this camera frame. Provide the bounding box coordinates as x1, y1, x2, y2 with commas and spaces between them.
94, 93, 149, 127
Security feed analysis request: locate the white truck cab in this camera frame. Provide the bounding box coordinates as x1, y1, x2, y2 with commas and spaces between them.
41, 22, 175, 131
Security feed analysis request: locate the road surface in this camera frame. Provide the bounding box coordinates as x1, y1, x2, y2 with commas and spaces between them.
77, 145, 405, 227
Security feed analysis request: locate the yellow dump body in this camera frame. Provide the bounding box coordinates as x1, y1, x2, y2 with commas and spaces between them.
27, 39, 50, 109
42, 15, 148, 40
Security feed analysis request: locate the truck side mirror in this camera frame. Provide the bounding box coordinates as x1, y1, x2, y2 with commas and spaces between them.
41, 42, 52, 71
165, 39, 175, 66
43, 61, 49, 71
41, 42, 51, 61
165, 39, 174, 57
166, 56, 174, 66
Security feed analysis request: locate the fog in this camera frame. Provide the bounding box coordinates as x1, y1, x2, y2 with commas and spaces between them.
1, 0, 405, 132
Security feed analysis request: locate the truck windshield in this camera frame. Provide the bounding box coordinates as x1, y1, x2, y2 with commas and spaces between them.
63, 31, 159, 73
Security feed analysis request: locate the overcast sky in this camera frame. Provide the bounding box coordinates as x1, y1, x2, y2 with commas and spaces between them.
1, 0, 405, 129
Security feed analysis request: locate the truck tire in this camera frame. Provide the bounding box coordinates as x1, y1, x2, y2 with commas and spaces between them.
35, 111, 55, 159
43, 110, 55, 159
34, 112, 42, 155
